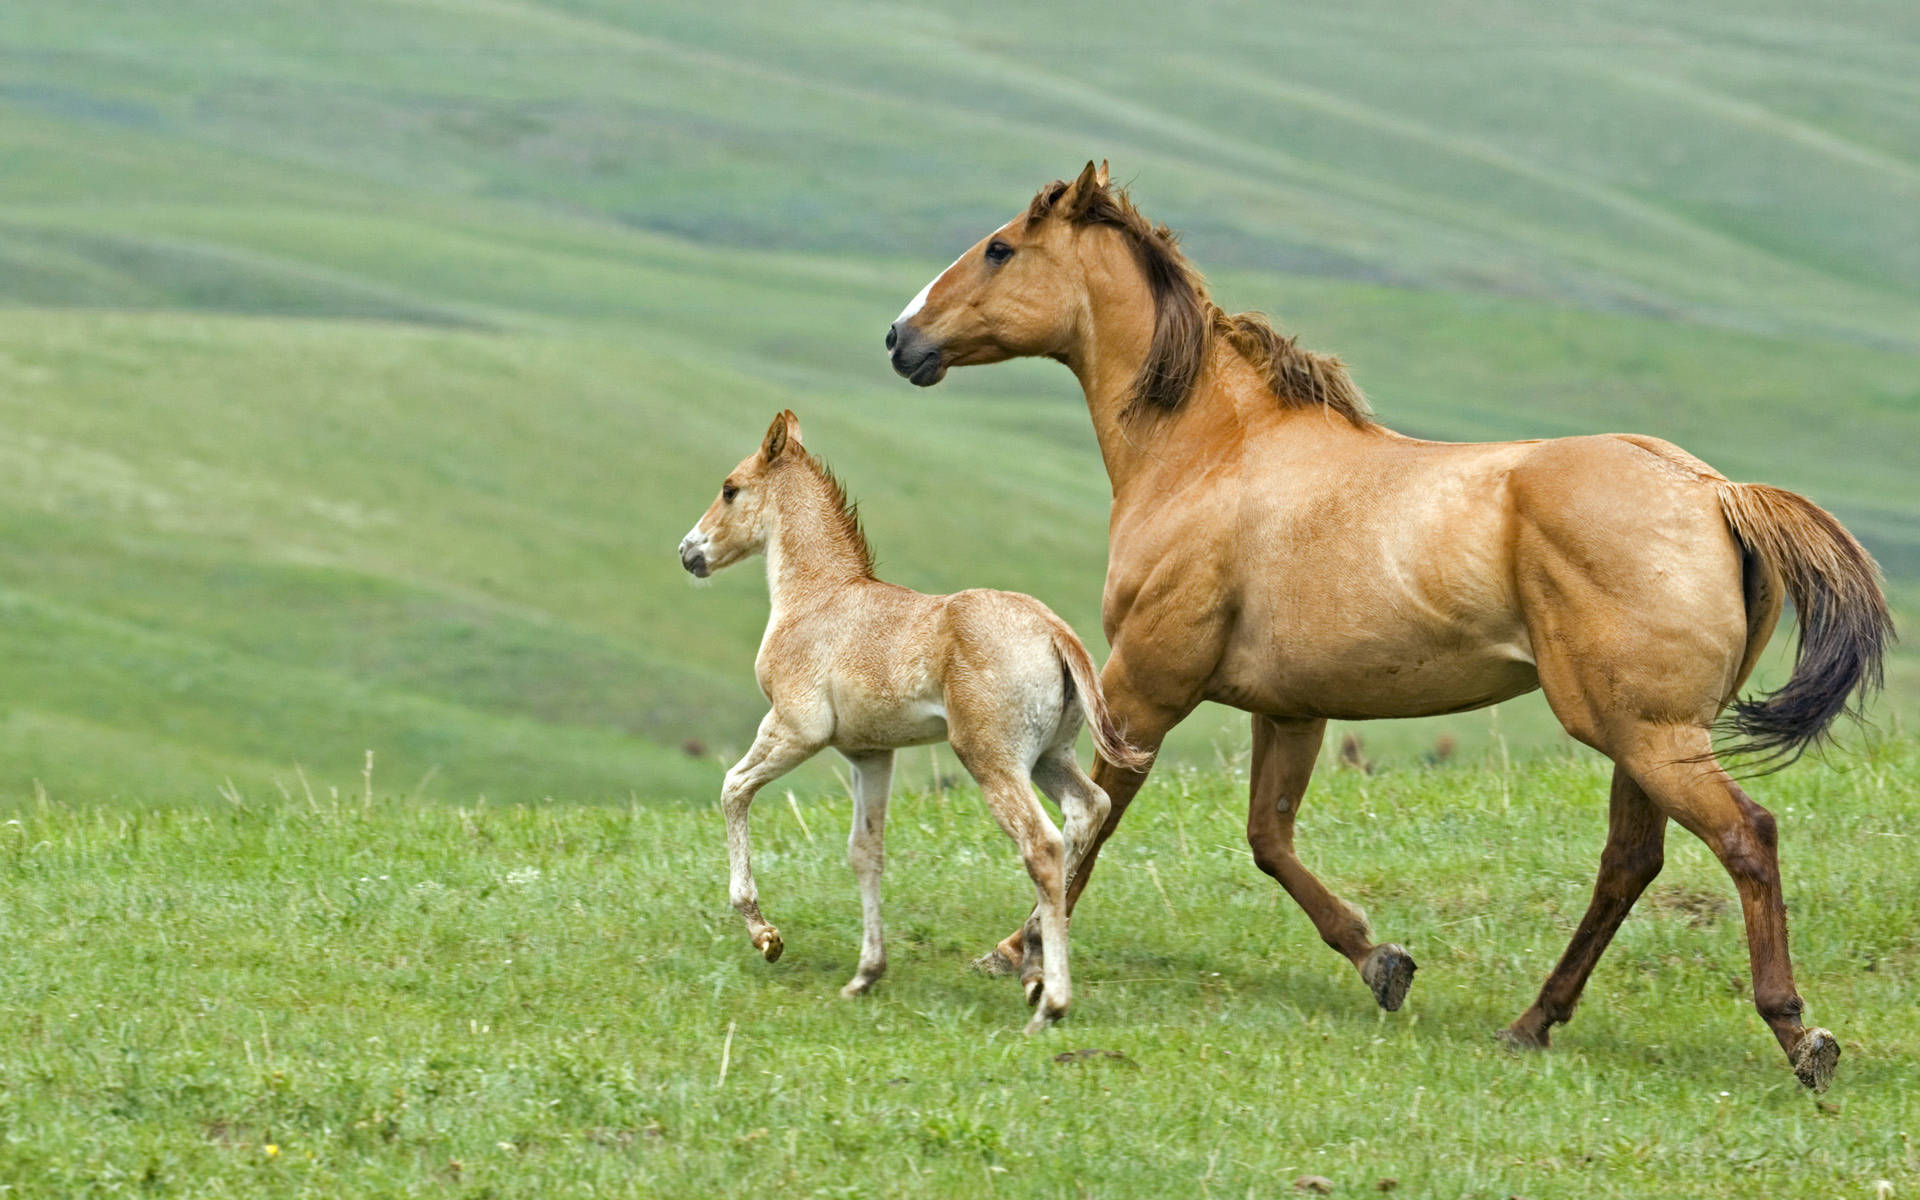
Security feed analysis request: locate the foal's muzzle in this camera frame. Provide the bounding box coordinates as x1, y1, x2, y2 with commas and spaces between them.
886, 321, 945, 387
678, 533, 711, 578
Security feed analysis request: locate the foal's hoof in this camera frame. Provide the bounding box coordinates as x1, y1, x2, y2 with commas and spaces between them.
1361, 944, 1417, 1012
839, 974, 879, 999
971, 947, 1018, 977
1023, 1007, 1064, 1036
1792, 1028, 1840, 1093
754, 930, 784, 963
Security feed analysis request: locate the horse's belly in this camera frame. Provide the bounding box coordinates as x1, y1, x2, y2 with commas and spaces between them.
832, 699, 949, 753
1216, 633, 1540, 721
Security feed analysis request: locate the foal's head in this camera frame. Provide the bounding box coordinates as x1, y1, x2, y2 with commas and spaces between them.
679, 411, 874, 581
678, 411, 806, 578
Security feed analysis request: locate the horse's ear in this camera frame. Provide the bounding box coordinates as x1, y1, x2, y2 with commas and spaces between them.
780, 410, 804, 449
1094, 159, 1110, 188
1058, 159, 1104, 221
761, 411, 790, 462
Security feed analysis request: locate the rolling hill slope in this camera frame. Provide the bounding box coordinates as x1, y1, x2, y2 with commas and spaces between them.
1, 1, 1915, 802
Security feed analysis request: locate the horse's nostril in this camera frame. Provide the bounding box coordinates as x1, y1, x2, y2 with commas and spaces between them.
885, 325, 898, 352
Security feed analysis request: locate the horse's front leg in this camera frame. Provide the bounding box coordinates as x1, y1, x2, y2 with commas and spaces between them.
722, 713, 820, 962
839, 750, 894, 997
1247, 715, 1417, 1011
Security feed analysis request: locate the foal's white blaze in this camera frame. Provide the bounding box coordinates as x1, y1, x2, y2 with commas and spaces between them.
894, 252, 966, 325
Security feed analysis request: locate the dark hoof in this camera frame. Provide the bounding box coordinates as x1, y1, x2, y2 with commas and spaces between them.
755, 930, 784, 963
971, 948, 1018, 976
1495, 1026, 1549, 1053
1361, 944, 1417, 1012
1792, 1028, 1839, 1092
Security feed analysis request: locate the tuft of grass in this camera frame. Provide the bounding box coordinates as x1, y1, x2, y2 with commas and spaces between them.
3, 741, 1917, 1197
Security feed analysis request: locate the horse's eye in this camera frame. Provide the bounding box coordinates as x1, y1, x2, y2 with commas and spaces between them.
722, 483, 739, 503
984, 240, 1014, 265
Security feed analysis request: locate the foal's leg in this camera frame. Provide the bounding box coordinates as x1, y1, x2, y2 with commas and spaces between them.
1502, 766, 1667, 1049
1022, 748, 1115, 1001
1618, 726, 1836, 1090
839, 750, 894, 997
1247, 716, 1416, 1010
962, 752, 1072, 1031
721, 713, 821, 962
980, 650, 1193, 973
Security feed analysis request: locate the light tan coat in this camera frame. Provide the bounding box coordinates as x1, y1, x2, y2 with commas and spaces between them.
883, 162, 1890, 1089
679, 411, 1145, 1030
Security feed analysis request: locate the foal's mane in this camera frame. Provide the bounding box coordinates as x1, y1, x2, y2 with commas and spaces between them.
798, 450, 876, 578
1027, 179, 1373, 426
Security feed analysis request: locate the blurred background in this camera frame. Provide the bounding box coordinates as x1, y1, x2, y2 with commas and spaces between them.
2, 0, 1915, 803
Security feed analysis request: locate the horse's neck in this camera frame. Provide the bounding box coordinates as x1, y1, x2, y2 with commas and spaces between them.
1074, 339, 1345, 495
763, 510, 869, 618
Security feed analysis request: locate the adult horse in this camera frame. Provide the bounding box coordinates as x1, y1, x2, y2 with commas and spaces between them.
884, 161, 1890, 1090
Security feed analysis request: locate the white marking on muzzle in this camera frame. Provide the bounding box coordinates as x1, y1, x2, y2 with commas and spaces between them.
895, 252, 965, 325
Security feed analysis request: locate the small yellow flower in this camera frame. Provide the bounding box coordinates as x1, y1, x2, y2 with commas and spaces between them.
264, 1144, 279, 1158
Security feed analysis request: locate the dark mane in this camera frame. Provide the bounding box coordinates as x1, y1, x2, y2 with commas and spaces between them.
802, 451, 875, 577
1028, 179, 1374, 426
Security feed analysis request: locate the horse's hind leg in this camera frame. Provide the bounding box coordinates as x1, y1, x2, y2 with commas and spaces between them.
980, 648, 1193, 974
1503, 766, 1667, 1049
1022, 748, 1115, 1000
1248, 716, 1416, 1011
1619, 727, 1836, 1090
961, 752, 1072, 1031
839, 750, 894, 998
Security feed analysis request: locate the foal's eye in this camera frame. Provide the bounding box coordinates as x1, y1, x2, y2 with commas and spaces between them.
984, 240, 1014, 265
722, 483, 739, 503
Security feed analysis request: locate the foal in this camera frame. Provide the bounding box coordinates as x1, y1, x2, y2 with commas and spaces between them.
677, 411, 1146, 1031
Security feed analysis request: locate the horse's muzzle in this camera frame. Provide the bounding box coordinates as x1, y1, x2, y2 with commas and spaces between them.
679, 534, 711, 578
886, 322, 945, 387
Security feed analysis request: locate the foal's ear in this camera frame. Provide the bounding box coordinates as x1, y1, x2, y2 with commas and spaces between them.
1058, 159, 1105, 221
761, 410, 803, 461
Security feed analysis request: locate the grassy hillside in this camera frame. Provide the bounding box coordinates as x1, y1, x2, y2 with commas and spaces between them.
4, 746, 1917, 1196
1, 1, 1915, 802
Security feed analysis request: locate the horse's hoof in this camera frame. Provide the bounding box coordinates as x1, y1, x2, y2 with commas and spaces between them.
1792, 1028, 1840, 1093
971, 948, 1018, 976
1023, 1007, 1064, 1036
1361, 944, 1417, 1012
839, 975, 877, 999
756, 930, 784, 963
1495, 1026, 1548, 1053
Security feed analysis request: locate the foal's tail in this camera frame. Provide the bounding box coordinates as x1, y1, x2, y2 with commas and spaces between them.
1047, 623, 1154, 772
1717, 482, 1893, 767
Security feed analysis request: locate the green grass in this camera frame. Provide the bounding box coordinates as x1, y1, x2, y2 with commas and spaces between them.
4, 744, 1918, 1197
1, 1, 1917, 802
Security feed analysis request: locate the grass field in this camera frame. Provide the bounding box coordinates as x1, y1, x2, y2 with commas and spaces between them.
4, 741, 1917, 1197
2, 1, 1918, 802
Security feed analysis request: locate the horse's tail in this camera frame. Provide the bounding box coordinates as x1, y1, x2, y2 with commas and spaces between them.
1047, 621, 1153, 772
1716, 482, 1893, 767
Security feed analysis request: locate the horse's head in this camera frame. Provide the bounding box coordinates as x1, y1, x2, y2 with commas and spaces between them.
887, 160, 1120, 387
679, 410, 804, 578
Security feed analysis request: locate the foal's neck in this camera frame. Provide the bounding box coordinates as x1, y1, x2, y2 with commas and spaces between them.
764, 471, 873, 616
